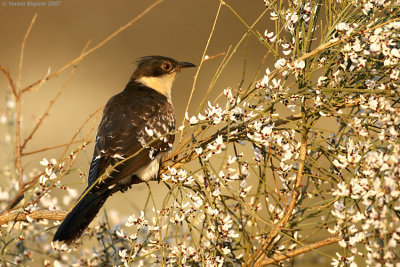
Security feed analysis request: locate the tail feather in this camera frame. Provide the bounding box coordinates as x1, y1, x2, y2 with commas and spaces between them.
53, 188, 111, 243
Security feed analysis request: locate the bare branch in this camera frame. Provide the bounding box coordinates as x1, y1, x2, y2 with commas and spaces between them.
27, 109, 101, 207
258, 235, 342, 266
0, 209, 67, 226
5, 108, 101, 211
21, 0, 165, 94
251, 128, 308, 266
0, 66, 17, 97
203, 52, 226, 62
15, 14, 38, 193
17, 13, 37, 92
21, 40, 91, 151
179, 1, 223, 142
21, 139, 85, 156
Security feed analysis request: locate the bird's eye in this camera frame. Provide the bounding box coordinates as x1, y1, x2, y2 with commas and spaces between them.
162, 63, 172, 71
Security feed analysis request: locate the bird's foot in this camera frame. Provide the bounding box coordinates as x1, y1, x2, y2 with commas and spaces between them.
117, 175, 141, 193
118, 184, 132, 193
117, 177, 133, 193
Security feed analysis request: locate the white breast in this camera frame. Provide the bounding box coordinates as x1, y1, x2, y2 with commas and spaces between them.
136, 73, 177, 103
134, 153, 165, 181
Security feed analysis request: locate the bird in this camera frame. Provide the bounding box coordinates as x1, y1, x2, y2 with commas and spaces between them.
53, 56, 196, 243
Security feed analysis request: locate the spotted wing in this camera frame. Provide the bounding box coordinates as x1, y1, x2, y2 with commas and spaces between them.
87, 86, 175, 190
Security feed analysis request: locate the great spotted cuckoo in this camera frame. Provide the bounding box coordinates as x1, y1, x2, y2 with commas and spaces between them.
53, 56, 195, 243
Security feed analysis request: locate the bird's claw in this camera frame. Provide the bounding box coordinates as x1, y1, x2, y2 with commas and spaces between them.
118, 184, 132, 193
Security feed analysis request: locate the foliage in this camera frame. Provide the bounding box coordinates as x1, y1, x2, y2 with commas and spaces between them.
0, 0, 399, 266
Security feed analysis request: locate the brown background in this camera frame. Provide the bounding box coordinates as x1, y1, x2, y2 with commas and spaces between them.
0, 1, 335, 265
0, 0, 269, 152
0, 0, 268, 220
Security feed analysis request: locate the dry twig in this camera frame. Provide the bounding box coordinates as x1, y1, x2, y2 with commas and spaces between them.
21, 0, 165, 94
21, 40, 92, 151
0, 209, 67, 226
251, 128, 308, 266
258, 235, 342, 266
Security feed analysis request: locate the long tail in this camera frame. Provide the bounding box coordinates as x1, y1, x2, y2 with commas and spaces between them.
53, 188, 111, 243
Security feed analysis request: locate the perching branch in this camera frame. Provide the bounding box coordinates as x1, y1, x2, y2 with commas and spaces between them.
0, 209, 67, 226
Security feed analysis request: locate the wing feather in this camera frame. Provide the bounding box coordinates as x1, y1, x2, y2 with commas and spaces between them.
87, 84, 175, 190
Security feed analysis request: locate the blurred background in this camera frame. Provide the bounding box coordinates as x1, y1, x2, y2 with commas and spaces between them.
0, 0, 269, 222
0, 1, 338, 265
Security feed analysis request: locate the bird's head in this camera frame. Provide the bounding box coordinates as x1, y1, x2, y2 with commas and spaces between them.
132, 56, 196, 101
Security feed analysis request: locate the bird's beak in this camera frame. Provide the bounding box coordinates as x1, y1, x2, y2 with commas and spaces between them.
178, 61, 196, 69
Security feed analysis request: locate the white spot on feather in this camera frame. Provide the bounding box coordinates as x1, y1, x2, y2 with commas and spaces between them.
113, 154, 125, 160
145, 127, 154, 137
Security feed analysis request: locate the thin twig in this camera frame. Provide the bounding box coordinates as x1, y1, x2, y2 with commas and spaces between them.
15, 14, 38, 192
258, 235, 342, 266
21, 0, 164, 94
27, 110, 101, 207
251, 128, 308, 266
58, 107, 103, 160
197, 4, 271, 113
203, 52, 226, 62
5, 108, 101, 210
198, 45, 232, 112
27, 67, 51, 93
0, 66, 17, 97
269, 148, 288, 208
17, 13, 37, 92
179, 1, 223, 142
21, 139, 85, 156
221, 0, 279, 57
21, 40, 92, 151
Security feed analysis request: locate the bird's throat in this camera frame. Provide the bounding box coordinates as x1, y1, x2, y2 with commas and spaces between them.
136, 73, 176, 102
